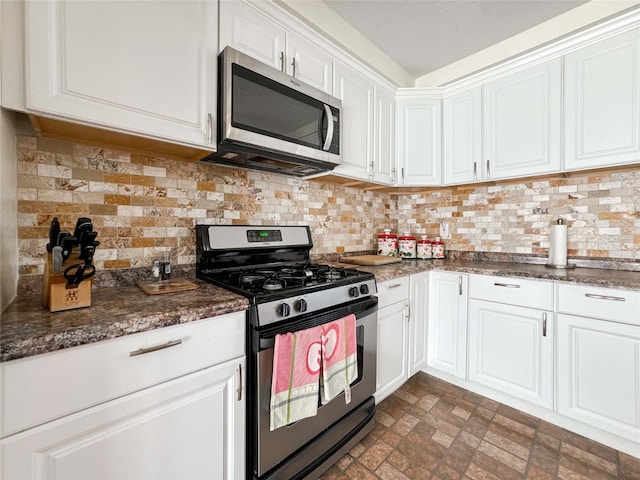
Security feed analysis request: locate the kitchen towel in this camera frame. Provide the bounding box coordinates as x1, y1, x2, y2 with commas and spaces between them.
270, 327, 323, 431
320, 314, 358, 405
548, 221, 568, 266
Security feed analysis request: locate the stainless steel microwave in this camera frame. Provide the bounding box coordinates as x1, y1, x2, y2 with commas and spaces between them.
202, 46, 342, 177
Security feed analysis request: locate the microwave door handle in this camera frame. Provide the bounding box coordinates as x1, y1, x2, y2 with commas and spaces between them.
322, 104, 334, 151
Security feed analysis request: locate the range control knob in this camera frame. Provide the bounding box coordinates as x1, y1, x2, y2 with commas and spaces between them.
277, 302, 291, 317
295, 298, 308, 312
360, 284, 369, 295
348, 286, 360, 298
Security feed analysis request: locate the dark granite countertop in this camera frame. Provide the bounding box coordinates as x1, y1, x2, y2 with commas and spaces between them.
1, 278, 249, 363
4, 257, 640, 363
343, 258, 640, 290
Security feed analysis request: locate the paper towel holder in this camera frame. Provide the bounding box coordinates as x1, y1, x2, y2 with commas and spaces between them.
545, 218, 576, 269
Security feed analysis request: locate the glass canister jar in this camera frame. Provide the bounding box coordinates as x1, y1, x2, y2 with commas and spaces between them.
399, 232, 416, 258
377, 229, 397, 256
432, 237, 445, 259
417, 236, 432, 260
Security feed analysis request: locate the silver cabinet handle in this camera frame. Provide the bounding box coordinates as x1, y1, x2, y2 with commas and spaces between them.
130, 339, 182, 357
585, 293, 626, 302
458, 276, 462, 296
401, 167, 405, 184
473, 162, 477, 180
494, 283, 521, 288
542, 312, 547, 337
486, 159, 491, 178
207, 113, 213, 144
388, 283, 403, 289
280, 52, 285, 72
291, 58, 296, 77
237, 363, 243, 401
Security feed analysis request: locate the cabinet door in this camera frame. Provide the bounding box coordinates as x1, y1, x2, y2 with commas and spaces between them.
376, 300, 409, 402
443, 87, 482, 185
396, 97, 442, 186
25, 0, 217, 149
373, 86, 396, 184
483, 58, 562, 180
427, 271, 468, 379
409, 271, 429, 376
557, 314, 640, 442
2, 358, 245, 480
219, 0, 286, 70
468, 300, 553, 408
287, 32, 333, 94
333, 62, 374, 180
564, 28, 640, 171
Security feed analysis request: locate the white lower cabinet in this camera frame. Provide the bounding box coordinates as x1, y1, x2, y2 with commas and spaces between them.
557, 314, 640, 443
556, 283, 640, 444
467, 275, 554, 408
1, 312, 246, 480
375, 277, 410, 402
408, 271, 429, 376
468, 300, 554, 409
427, 271, 468, 379
1, 359, 245, 480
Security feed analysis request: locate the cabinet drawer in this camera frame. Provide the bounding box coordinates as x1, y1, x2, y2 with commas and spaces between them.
469, 274, 553, 310
557, 284, 640, 325
377, 277, 410, 308
1, 312, 245, 437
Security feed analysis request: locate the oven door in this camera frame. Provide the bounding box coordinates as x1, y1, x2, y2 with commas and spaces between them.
253, 296, 377, 478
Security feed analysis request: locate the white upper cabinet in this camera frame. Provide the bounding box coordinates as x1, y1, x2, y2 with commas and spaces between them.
333, 62, 375, 180
564, 27, 640, 171
482, 58, 562, 180
396, 92, 442, 186
24, 0, 217, 150
442, 86, 482, 185
219, 0, 333, 94
373, 85, 396, 184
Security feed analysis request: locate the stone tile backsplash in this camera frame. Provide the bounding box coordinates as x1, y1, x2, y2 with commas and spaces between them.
16, 135, 396, 277
15, 132, 640, 282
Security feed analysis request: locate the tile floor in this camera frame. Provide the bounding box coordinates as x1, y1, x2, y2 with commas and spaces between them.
319, 373, 640, 480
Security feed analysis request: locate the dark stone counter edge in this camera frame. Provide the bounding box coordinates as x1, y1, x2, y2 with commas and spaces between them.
5, 257, 640, 363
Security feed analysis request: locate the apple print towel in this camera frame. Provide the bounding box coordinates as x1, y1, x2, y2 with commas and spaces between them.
320, 314, 357, 405
270, 327, 322, 431
270, 314, 357, 430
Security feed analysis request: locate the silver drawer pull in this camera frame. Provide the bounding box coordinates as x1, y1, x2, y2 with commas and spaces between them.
388, 283, 403, 289
542, 312, 547, 337
237, 364, 243, 401
494, 283, 521, 288
585, 293, 626, 302
130, 339, 183, 357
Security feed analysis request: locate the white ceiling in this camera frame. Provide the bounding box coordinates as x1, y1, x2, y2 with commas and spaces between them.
323, 0, 589, 78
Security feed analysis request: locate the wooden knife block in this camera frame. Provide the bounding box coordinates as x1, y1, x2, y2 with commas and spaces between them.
42, 252, 92, 312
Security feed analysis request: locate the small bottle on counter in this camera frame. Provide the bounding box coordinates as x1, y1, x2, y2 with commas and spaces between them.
398, 232, 416, 258
432, 237, 445, 259
417, 236, 432, 260
377, 229, 398, 256
151, 259, 162, 282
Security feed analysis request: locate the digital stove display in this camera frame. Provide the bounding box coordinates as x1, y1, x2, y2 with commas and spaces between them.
247, 229, 282, 242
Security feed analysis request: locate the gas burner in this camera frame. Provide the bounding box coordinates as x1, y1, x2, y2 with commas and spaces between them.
240, 274, 266, 285
320, 270, 344, 281
263, 278, 286, 291
255, 269, 277, 275
281, 267, 313, 278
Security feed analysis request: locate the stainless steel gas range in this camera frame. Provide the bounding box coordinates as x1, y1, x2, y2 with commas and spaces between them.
196, 225, 378, 480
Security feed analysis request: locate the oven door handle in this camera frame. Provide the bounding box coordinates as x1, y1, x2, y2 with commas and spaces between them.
257, 301, 377, 350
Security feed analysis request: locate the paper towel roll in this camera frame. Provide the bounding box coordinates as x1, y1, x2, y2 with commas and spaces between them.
548, 223, 568, 266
